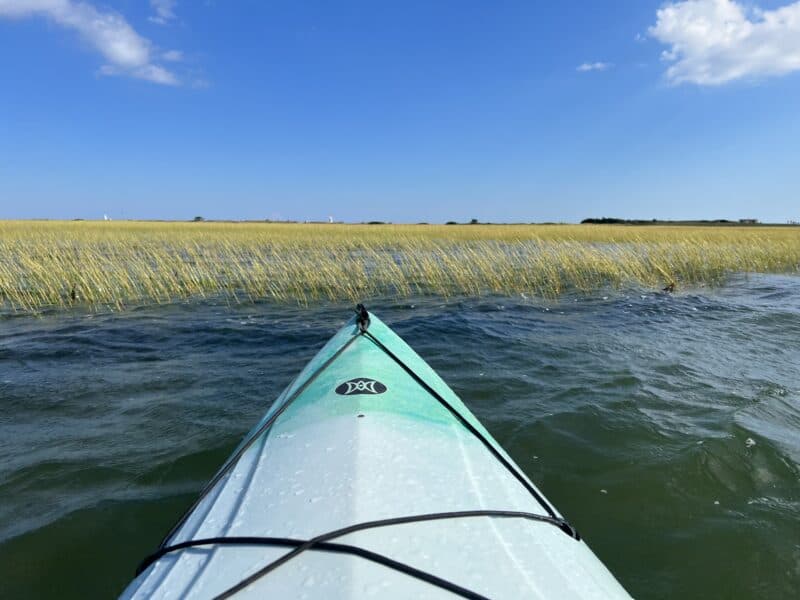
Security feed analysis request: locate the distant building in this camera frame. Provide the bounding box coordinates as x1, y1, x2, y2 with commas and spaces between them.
739, 218, 758, 224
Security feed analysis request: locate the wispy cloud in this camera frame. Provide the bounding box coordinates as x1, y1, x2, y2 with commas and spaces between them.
649, 0, 800, 85
577, 62, 613, 72
149, 0, 177, 26
162, 49, 184, 62
0, 0, 180, 85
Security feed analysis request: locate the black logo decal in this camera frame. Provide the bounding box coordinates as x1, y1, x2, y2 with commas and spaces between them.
335, 378, 387, 395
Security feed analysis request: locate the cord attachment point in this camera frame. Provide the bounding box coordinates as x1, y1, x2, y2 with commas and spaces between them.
355, 304, 370, 332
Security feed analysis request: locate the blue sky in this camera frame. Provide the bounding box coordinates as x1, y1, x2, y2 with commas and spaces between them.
1, 0, 799, 223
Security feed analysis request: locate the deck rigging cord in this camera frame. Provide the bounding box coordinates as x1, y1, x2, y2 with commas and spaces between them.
157, 331, 362, 548
140, 509, 573, 600
138, 304, 579, 598
360, 322, 566, 526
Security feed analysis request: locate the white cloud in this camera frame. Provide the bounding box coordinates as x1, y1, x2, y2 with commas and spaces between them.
577, 62, 613, 72
99, 63, 178, 86
649, 0, 800, 85
149, 0, 176, 25
134, 64, 178, 85
0, 0, 179, 85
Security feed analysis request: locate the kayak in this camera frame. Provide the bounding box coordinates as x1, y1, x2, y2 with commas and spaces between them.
121, 306, 631, 599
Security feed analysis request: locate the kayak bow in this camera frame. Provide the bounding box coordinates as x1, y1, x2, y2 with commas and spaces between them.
122, 306, 631, 599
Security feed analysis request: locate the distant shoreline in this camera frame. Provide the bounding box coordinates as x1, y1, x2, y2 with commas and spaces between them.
3, 219, 799, 227
578, 218, 799, 227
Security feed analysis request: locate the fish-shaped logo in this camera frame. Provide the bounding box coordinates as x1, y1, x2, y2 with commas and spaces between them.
335, 378, 387, 395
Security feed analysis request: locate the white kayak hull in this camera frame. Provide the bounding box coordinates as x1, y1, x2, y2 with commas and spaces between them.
121, 310, 631, 599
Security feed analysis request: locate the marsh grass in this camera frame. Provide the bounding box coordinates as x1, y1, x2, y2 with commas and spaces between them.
1, 221, 798, 313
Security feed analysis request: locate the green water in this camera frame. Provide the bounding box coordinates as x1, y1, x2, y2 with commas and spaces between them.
1, 275, 798, 598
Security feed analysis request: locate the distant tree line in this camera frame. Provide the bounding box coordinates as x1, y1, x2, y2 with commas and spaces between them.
581, 218, 760, 225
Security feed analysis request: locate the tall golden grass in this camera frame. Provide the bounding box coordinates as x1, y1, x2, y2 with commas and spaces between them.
0, 221, 798, 312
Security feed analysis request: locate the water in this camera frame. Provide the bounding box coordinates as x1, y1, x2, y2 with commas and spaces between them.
1, 275, 798, 599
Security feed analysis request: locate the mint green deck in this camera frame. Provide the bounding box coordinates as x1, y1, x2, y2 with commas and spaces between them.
245, 314, 519, 469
